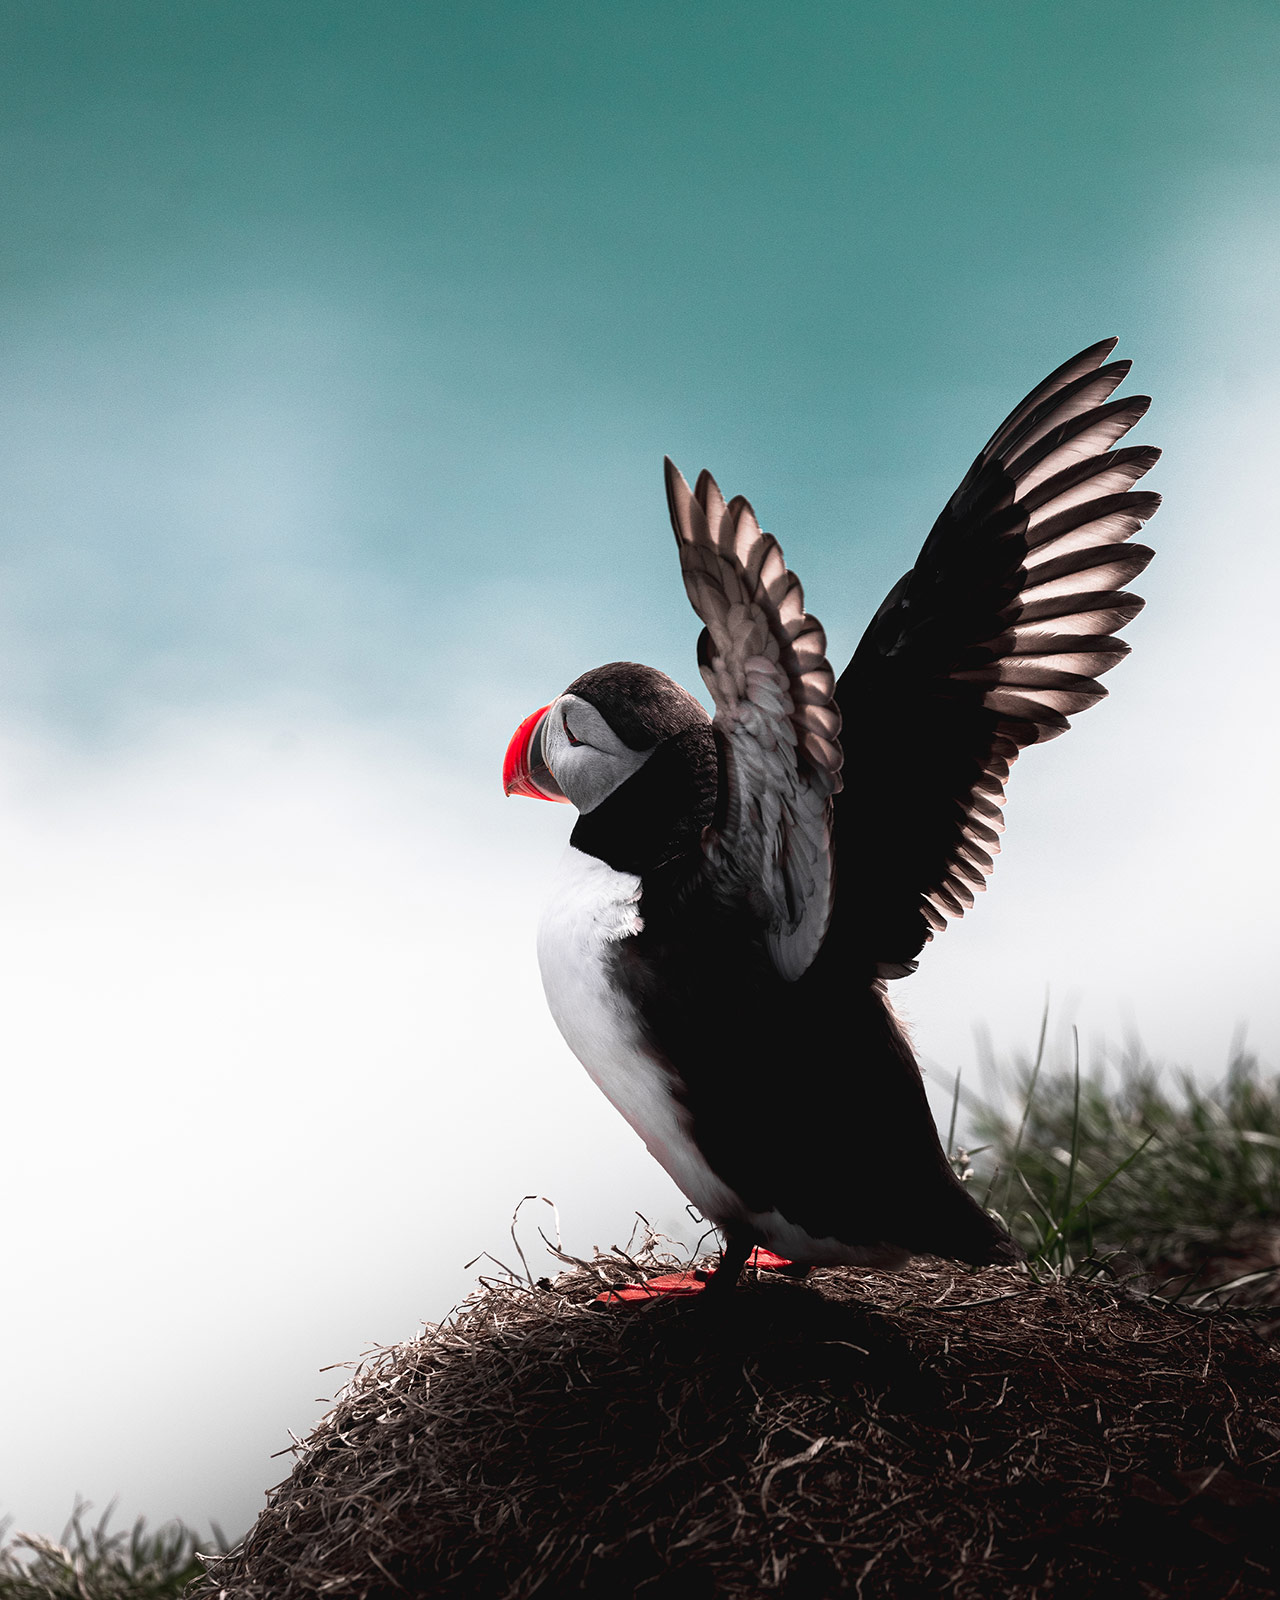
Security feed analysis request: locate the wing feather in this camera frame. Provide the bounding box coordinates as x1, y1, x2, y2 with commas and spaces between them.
830, 340, 1160, 973
665, 458, 842, 981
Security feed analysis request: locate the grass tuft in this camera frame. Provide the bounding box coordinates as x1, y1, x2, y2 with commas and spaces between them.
964, 1023, 1280, 1297
0, 1504, 219, 1600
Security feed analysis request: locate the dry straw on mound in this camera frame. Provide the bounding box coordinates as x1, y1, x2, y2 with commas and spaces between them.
195, 1241, 1280, 1600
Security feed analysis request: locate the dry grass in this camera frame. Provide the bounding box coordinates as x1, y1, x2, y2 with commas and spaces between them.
193, 1237, 1280, 1600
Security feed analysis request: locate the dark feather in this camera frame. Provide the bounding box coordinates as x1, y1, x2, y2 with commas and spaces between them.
829, 340, 1160, 973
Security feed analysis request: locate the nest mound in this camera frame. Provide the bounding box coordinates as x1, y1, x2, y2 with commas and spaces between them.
196, 1246, 1280, 1600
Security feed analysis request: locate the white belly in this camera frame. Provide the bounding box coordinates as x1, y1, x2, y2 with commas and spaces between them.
536, 846, 909, 1269
536, 845, 741, 1223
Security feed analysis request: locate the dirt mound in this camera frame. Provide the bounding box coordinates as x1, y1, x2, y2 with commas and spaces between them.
195, 1250, 1280, 1599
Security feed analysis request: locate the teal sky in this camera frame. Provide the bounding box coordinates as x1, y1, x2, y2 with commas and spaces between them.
1, 0, 1276, 751
2, 0, 1279, 1548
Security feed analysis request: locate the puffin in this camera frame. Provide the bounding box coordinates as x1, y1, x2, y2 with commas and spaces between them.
503, 338, 1159, 1294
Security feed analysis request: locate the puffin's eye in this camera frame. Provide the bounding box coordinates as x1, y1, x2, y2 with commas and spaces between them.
563, 712, 584, 747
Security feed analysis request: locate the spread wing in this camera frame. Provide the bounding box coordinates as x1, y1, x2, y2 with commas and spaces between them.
829, 337, 1160, 976
665, 458, 843, 981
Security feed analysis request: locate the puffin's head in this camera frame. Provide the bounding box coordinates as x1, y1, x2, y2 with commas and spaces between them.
503, 662, 710, 815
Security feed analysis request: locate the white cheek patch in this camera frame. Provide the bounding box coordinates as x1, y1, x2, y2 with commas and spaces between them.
542, 695, 653, 812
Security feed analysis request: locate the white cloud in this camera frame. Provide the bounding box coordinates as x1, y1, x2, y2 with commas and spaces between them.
0, 714, 694, 1539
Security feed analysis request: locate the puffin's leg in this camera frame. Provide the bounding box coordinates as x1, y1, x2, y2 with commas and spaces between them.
701, 1229, 755, 1298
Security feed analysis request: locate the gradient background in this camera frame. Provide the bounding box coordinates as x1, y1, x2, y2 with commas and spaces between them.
2, 0, 1278, 1545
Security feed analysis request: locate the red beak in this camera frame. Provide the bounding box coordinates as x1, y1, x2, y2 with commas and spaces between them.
503, 705, 570, 802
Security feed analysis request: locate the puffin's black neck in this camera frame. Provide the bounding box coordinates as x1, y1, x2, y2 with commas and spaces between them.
569, 724, 717, 878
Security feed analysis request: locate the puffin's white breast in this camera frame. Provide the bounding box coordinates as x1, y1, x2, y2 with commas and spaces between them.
535, 846, 907, 1268
536, 845, 740, 1223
